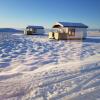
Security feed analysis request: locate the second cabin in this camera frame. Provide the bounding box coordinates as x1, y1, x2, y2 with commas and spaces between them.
24, 25, 45, 35
49, 22, 88, 40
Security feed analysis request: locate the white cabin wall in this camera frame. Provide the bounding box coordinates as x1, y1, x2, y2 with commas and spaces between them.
65, 27, 82, 39
83, 28, 87, 38
75, 28, 84, 38
66, 28, 87, 39
36, 29, 45, 34
75, 28, 87, 38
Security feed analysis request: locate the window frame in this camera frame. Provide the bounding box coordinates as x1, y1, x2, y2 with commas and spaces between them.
68, 28, 75, 36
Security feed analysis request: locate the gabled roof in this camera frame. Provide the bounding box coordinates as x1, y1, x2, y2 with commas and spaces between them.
53, 22, 88, 28
26, 26, 44, 29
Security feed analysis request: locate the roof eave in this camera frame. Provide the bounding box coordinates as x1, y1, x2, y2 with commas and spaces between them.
64, 26, 88, 28
26, 26, 44, 29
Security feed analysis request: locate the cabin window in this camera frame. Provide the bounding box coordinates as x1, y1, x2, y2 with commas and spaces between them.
63, 28, 68, 33
59, 28, 63, 33
68, 28, 75, 36
30, 28, 33, 31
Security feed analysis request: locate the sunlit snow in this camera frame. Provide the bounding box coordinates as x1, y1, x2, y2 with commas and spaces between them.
0, 32, 100, 100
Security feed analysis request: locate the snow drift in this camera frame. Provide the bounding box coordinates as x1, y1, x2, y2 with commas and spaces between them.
0, 32, 100, 100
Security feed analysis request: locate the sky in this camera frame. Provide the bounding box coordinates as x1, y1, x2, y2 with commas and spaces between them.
0, 0, 100, 28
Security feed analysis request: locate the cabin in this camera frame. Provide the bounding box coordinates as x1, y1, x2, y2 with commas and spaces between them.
49, 22, 88, 40
24, 25, 45, 35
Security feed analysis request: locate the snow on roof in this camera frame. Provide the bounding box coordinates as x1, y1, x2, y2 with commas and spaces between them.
26, 26, 44, 29
53, 22, 88, 28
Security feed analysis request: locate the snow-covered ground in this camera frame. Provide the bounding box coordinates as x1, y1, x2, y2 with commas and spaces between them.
0, 32, 100, 100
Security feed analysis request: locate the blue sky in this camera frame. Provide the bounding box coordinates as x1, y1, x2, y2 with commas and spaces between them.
0, 0, 100, 28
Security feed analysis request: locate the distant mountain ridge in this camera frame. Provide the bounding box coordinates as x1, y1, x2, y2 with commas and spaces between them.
0, 28, 23, 33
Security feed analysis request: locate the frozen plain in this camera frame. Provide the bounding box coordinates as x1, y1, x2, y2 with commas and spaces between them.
0, 32, 100, 100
